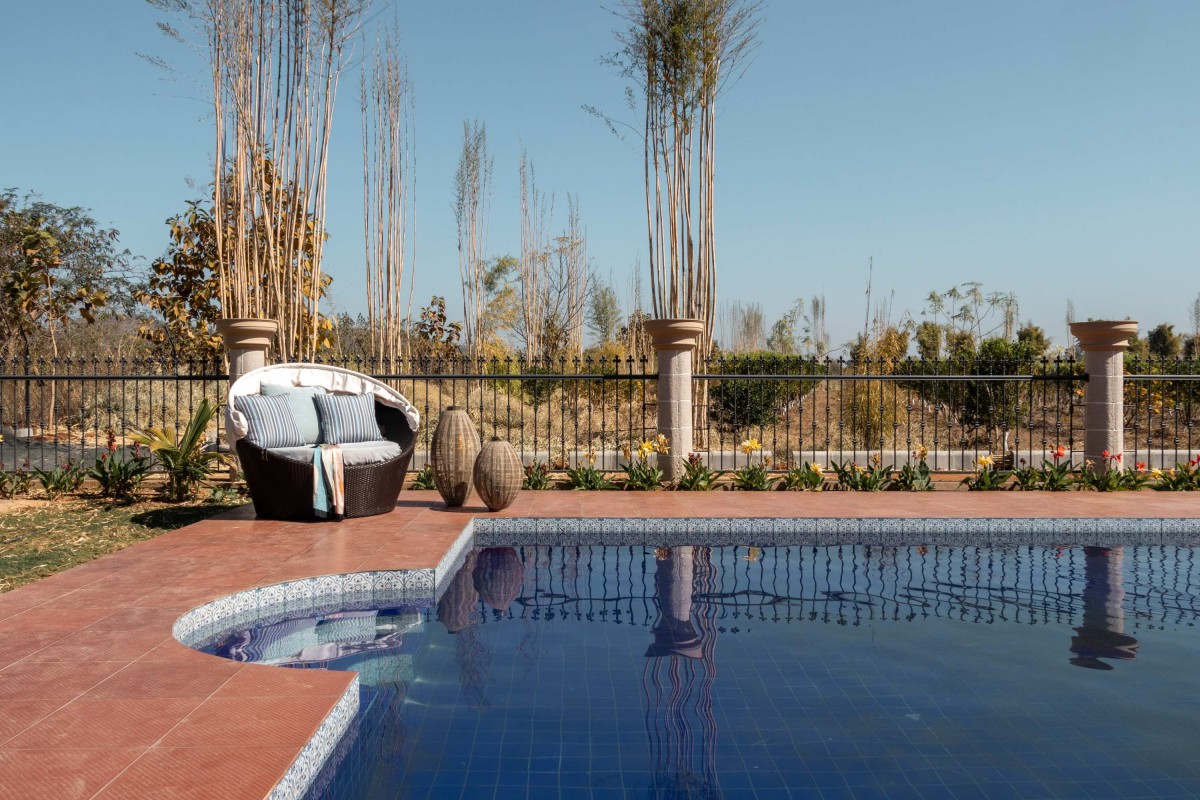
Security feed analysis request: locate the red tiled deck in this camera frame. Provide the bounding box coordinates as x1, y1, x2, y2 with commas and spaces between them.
1, 490, 1198, 798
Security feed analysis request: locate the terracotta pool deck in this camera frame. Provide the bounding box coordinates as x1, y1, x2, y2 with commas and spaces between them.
1, 490, 1198, 799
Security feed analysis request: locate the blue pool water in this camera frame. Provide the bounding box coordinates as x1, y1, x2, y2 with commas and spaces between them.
204, 544, 1200, 799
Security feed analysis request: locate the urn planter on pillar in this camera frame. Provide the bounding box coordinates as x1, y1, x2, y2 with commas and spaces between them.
430, 406, 481, 507
215, 318, 279, 385
473, 436, 522, 511
644, 318, 705, 483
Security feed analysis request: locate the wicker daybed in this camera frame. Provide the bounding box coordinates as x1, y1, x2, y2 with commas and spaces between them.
227, 363, 420, 520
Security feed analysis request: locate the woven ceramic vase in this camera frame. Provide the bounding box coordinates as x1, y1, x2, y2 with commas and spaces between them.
430, 406, 481, 507
473, 436, 522, 512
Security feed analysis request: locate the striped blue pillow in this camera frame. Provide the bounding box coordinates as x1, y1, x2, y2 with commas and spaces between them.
313, 393, 383, 444
235, 394, 306, 448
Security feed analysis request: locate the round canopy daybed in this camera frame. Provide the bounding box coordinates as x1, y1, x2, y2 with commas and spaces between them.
227, 363, 420, 520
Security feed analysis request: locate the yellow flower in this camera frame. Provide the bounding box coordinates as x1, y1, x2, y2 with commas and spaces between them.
913, 445, 929, 462
654, 433, 671, 454
743, 546, 762, 562
976, 455, 994, 469
808, 462, 823, 474
637, 439, 656, 460
622, 446, 632, 461
739, 437, 763, 455
1150, 468, 1163, 478
584, 450, 597, 465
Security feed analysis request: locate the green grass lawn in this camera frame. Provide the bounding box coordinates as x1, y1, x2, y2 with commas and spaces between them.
0, 497, 245, 592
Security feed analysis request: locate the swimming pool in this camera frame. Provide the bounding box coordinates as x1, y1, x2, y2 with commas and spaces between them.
198, 537, 1200, 800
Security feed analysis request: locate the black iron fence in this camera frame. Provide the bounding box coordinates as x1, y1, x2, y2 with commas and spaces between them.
696, 354, 1088, 470
1125, 356, 1200, 468
0, 355, 655, 472
0, 357, 227, 472
1, 354, 1197, 473
329, 355, 656, 471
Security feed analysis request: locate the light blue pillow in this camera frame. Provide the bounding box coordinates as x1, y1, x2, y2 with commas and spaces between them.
313, 392, 383, 444
260, 384, 325, 445
234, 394, 305, 448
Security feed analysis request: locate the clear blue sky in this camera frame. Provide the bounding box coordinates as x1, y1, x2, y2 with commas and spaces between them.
2, 1, 1197, 348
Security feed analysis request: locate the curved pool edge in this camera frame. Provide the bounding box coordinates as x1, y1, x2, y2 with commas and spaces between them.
170, 518, 478, 800
169, 511, 1198, 800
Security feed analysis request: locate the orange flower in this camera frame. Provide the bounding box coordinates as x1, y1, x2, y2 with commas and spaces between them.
1136, 461, 1146, 471
1052, 445, 1067, 460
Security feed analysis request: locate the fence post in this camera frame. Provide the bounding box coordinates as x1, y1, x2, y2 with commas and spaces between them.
1069, 320, 1137, 465
215, 319, 280, 385
644, 319, 704, 482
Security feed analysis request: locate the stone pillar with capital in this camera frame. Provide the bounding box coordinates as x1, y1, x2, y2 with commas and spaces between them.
644, 319, 704, 482
1069, 320, 1137, 466
215, 318, 280, 385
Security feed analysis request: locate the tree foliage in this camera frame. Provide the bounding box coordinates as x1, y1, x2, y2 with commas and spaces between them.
604, 0, 761, 355
136, 181, 335, 362
587, 279, 622, 345
0, 189, 134, 359
135, 200, 222, 362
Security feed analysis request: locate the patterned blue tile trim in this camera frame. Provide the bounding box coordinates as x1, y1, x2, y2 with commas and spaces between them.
470, 516, 1193, 546
172, 569, 437, 650
267, 678, 359, 800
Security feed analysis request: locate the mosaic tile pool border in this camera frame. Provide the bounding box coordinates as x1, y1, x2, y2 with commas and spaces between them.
268, 679, 359, 800
472, 516, 1200, 547
172, 569, 439, 650
170, 513, 1200, 800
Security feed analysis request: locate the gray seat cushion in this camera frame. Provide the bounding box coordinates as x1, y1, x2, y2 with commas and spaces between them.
267, 441, 403, 466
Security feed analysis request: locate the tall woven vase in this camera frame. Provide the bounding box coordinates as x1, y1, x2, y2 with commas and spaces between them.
430, 406, 481, 507
473, 437, 522, 512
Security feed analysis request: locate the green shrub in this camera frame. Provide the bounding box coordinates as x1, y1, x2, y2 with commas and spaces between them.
522, 462, 553, 490
675, 454, 723, 491
566, 462, 615, 490
831, 459, 894, 491
88, 446, 151, 503
706, 353, 821, 432
32, 462, 86, 500
130, 398, 226, 501
779, 462, 824, 491
412, 464, 437, 490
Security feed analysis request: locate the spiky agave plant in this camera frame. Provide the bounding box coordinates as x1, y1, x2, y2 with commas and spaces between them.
130, 398, 226, 501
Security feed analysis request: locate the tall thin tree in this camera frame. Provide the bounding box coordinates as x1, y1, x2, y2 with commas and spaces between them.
519, 149, 553, 358
361, 25, 416, 367
454, 120, 492, 359
183, 0, 370, 361
611, 0, 760, 356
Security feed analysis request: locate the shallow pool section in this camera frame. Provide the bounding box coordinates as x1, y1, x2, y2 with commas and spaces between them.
201, 542, 1200, 800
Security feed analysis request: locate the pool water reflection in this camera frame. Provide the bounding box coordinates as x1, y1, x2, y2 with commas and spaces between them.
204, 544, 1200, 799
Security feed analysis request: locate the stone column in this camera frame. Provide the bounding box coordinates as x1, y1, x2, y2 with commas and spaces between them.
644, 319, 704, 482
1069, 320, 1137, 466
215, 318, 280, 385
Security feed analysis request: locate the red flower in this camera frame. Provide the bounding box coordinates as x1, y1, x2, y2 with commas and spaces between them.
1136, 461, 1147, 471
1053, 445, 1067, 460
1101, 449, 1110, 459
1114, 452, 1123, 462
